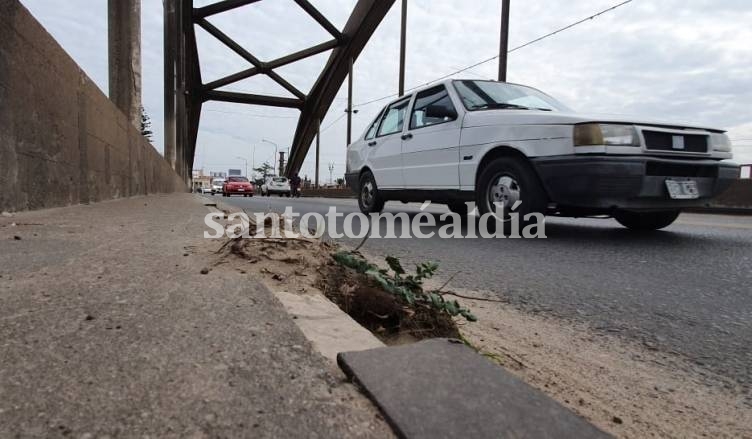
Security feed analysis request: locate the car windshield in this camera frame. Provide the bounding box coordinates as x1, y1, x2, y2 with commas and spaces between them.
273, 178, 288, 183
453, 80, 571, 112
227, 177, 248, 182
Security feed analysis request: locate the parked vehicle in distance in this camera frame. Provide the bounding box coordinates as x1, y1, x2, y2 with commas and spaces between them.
345, 79, 739, 230
222, 176, 254, 197
261, 177, 292, 197
210, 178, 226, 195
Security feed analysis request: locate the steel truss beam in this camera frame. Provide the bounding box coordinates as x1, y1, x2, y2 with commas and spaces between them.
175, 0, 395, 176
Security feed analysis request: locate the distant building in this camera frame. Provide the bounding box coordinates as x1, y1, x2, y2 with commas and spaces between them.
741, 164, 751, 179
210, 171, 227, 178
192, 175, 212, 192
228, 169, 242, 176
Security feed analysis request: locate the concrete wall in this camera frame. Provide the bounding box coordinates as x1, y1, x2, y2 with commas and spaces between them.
0, 0, 185, 212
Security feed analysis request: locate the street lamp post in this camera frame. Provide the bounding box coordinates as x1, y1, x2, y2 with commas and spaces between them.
235, 156, 248, 178
262, 139, 278, 175
251, 144, 256, 179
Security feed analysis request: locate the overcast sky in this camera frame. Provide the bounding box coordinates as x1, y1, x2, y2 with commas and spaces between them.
21, 0, 752, 180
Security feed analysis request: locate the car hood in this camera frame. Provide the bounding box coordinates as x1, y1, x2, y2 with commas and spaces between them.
461, 110, 725, 133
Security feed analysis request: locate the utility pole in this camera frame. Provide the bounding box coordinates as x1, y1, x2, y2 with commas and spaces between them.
498, 0, 511, 82
108, 0, 142, 129
346, 57, 354, 146
315, 119, 321, 188
398, 0, 407, 96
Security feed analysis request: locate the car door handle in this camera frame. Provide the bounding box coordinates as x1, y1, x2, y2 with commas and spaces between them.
368, 141, 377, 147
401, 133, 413, 140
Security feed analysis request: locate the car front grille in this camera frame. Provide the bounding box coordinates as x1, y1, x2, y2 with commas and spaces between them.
643, 130, 708, 153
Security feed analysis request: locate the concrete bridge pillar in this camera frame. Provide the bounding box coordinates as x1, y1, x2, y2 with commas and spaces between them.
108, 0, 142, 129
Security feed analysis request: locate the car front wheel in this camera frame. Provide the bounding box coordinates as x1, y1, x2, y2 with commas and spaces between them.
476, 156, 547, 221
447, 201, 469, 216
614, 210, 680, 231
358, 170, 385, 214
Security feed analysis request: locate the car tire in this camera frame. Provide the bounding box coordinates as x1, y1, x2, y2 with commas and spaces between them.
476, 156, 547, 221
358, 170, 385, 214
447, 201, 469, 216
613, 210, 680, 231
286, 192, 291, 198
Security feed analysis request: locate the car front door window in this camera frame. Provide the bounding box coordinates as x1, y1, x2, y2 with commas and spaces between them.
410, 85, 457, 130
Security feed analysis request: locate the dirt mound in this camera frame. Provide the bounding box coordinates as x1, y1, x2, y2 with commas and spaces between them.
318, 262, 460, 343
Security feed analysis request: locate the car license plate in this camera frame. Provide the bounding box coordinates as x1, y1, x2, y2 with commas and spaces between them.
665, 179, 699, 199
238, 188, 244, 191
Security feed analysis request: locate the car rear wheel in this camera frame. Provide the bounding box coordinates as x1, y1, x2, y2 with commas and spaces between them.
476, 156, 547, 221
358, 170, 385, 214
613, 210, 680, 231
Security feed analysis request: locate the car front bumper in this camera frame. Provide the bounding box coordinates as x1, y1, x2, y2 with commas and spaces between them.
532, 155, 739, 210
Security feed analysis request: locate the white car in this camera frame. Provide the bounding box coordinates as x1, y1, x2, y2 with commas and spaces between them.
345, 79, 738, 230
210, 178, 225, 195
261, 177, 292, 197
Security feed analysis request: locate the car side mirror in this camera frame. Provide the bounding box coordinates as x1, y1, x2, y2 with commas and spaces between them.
425, 104, 457, 120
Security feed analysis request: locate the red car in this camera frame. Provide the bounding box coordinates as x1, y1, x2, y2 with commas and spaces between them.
222, 176, 254, 197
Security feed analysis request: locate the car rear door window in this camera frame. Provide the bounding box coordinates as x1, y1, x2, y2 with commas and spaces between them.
377, 99, 410, 137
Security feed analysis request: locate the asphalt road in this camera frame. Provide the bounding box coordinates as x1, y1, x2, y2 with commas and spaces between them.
211, 194, 752, 389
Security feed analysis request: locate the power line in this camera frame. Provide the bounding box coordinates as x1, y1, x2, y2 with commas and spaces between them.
320, 112, 347, 133
354, 0, 634, 108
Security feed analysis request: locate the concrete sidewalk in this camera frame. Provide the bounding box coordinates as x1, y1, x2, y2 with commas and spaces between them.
0, 194, 391, 438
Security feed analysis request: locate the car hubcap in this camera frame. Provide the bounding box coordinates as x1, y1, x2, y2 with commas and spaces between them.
361, 181, 374, 208
487, 174, 521, 217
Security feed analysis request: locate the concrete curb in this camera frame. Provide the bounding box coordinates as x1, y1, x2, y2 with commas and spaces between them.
203, 195, 386, 364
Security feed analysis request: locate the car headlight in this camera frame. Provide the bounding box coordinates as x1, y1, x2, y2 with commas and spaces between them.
574, 123, 639, 147
709, 133, 731, 152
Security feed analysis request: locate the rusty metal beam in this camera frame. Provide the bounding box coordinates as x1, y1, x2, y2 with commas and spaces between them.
202, 38, 339, 92
267, 39, 340, 70
196, 17, 264, 68
287, 0, 396, 175
196, 17, 305, 99
203, 90, 304, 109
194, 0, 260, 18
185, 3, 203, 177
293, 0, 343, 41
202, 66, 260, 92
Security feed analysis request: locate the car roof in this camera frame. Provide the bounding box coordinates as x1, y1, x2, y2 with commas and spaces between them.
382, 78, 539, 107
